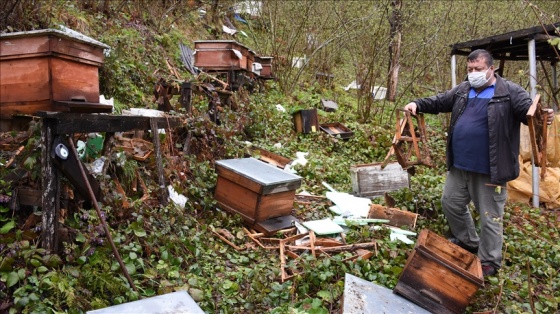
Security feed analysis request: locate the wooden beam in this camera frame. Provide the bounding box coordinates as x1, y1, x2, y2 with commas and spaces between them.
35, 112, 184, 134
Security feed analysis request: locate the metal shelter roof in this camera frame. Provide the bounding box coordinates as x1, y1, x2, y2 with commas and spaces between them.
450, 23, 560, 62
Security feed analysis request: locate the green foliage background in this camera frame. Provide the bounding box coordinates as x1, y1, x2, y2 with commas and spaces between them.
0, 1, 559, 313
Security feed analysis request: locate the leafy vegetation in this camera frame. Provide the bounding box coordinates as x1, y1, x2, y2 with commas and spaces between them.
1, 1, 559, 313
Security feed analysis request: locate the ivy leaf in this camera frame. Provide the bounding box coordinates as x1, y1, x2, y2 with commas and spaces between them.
316, 290, 332, 302
0, 220, 15, 234
7, 271, 19, 287
76, 232, 86, 243
130, 221, 147, 237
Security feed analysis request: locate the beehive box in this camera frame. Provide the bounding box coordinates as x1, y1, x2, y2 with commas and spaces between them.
320, 122, 354, 139
255, 56, 273, 78
350, 162, 409, 198
0, 28, 111, 116
214, 158, 302, 226
292, 108, 318, 133
194, 40, 254, 71
394, 229, 484, 314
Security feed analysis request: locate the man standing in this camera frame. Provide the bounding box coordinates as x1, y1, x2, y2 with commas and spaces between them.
404, 49, 554, 277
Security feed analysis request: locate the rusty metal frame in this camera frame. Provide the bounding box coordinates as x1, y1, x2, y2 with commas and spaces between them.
526, 94, 548, 180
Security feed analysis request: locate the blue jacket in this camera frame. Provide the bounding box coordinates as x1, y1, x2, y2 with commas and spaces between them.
414, 74, 532, 184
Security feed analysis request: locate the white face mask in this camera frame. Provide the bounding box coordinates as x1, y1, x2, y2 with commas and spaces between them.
468, 68, 490, 88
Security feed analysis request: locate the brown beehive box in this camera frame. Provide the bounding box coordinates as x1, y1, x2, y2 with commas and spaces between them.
292, 108, 319, 134
394, 229, 484, 314
194, 40, 253, 71
214, 158, 301, 227
255, 56, 273, 78
0, 28, 111, 116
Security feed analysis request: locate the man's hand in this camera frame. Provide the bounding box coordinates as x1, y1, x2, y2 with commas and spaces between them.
404, 102, 418, 115
545, 108, 555, 125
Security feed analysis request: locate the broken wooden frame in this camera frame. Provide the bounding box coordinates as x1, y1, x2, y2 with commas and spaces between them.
383, 110, 433, 169
526, 94, 549, 180
242, 227, 377, 283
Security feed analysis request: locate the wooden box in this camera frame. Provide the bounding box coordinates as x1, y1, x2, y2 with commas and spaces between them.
194, 40, 253, 71
394, 229, 484, 314
320, 122, 354, 139
249, 146, 292, 169
350, 162, 409, 198
255, 56, 273, 78
292, 108, 319, 133
0, 29, 111, 116
214, 158, 302, 226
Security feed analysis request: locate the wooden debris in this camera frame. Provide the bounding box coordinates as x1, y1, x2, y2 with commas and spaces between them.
114, 136, 153, 162
286, 241, 376, 253
314, 238, 344, 247
368, 204, 418, 228
5, 145, 24, 168
111, 174, 131, 209
212, 229, 244, 251
342, 249, 374, 262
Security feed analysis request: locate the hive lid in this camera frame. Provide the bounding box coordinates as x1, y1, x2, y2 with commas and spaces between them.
215, 157, 302, 193
1, 26, 110, 50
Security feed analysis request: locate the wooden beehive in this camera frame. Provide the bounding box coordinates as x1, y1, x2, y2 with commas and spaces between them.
292, 108, 319, 133
214, 158, 302, 228
394, 229, 484, 314
0, 28, 111, 116
350, 162, 409, 198
320, 122, 354, 139
255, 56, 273, 78
194, 40, 253, 71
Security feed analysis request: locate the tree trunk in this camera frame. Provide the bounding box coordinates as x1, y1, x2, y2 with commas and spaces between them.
387, 0, 402, 102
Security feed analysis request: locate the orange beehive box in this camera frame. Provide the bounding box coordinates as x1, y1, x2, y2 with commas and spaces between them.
0, 28, 111, 116
194, 40, 254, 71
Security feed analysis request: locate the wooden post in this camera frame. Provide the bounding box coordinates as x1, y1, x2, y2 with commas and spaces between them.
41, 118, 59, 252
150, 118, 168, 205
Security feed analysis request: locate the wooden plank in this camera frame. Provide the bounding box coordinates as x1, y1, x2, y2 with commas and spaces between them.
35, 113, 183, 134
350, 162, 409, 198
368, 204, 418, 228
17, 188, 42, 206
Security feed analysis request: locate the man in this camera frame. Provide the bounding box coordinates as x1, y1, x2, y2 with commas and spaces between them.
404, 49, 554, 277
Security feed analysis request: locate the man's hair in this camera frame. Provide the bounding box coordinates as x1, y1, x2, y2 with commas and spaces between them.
467, 49, 494, 67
